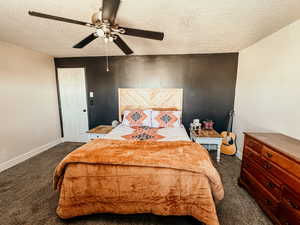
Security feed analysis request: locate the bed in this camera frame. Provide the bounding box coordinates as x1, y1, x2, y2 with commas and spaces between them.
54, 88, 224, 225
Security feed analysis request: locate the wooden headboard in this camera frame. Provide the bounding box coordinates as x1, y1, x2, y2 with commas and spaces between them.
118, 88, 183, 121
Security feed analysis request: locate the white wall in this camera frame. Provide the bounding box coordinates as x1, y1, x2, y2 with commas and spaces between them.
0, 41, 61, 171
233, 19, 300, 159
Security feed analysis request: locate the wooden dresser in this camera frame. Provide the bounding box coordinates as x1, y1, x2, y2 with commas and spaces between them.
238, 133, 300, 225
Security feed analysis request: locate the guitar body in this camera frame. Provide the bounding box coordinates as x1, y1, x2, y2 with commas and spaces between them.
221, 131, 237, 155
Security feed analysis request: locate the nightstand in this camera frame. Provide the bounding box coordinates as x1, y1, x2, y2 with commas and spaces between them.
190, 129, 223, 162
86, 125, 113, 141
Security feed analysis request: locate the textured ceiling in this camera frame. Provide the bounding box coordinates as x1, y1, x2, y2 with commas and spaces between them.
0, 0, 300, 57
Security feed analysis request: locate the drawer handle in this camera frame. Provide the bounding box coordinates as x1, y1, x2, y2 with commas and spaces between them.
287, 200, 299, 210
247, 152, 255, 159
265, 199, 272, 205
266, 181, 274, 189
266, 152, 273, 158
263, 163, 272, 170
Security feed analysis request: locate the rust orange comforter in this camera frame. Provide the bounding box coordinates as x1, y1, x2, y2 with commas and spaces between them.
54, 139, 224, 225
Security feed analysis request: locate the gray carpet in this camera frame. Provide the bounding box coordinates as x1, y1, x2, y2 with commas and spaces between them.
0, 142, 273, 225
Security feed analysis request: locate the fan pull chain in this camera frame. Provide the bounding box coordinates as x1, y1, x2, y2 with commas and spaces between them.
105, 40, 110, 72
106, 55, 109, 72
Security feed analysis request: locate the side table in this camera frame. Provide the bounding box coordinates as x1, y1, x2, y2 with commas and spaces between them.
190, 129, 223, 162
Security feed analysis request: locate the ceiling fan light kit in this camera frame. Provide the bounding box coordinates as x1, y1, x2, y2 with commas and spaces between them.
28, 0, 164, 56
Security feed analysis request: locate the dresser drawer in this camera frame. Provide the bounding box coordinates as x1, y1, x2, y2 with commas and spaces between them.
243, 157, 281, 200
262, 145, 300, 180
243, 146, 261, 164
245, 136, 263, 153
282, 186, 300, 218
278, 204, 300, 225
241, 169, 279, 215
261, 159, 300, 195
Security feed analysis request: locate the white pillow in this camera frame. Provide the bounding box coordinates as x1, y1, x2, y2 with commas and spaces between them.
151, 110, 182, 128
122, 109, 152, 127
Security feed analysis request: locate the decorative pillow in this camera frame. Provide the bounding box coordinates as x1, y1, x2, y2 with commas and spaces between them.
151, 110, 182, 128
122, 109, 152, 127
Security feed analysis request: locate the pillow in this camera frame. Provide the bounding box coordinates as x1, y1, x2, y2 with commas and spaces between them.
122, 109, 152, 127
151, 110, 182, 128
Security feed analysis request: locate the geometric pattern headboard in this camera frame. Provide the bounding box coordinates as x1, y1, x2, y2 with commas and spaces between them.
118, 88, 183, 121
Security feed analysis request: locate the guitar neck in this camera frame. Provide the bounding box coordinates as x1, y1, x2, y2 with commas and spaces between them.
226, 111, 234, 135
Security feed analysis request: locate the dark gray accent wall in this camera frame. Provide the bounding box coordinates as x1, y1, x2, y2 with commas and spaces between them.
55, 53, 238, 132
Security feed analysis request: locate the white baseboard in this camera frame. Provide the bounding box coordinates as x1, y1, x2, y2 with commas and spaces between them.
0, 139, 63, 173
235, 150, 243, 160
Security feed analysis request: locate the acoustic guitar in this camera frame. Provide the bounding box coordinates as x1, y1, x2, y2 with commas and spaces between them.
221, 110, 237, 155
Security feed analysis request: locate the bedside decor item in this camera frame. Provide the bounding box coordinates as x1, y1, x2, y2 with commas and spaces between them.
193, 119, 200, 124
190, 119, 201, 131
190, 129, 223, 162
112, 120, 120, 128
86, 125, 113, 141
203, 119, 214, 130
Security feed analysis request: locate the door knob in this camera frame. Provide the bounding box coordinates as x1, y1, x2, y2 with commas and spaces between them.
83, 109, 87, 112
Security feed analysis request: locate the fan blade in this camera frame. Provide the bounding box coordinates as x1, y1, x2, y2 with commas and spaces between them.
28, 11, 94, 27
120, 27, 164, 40
73, 33, 98, 48
102, 0, 120, 24
113, 35, 133, 55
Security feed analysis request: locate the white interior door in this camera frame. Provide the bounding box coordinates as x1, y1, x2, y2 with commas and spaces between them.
57, 68, 89, 142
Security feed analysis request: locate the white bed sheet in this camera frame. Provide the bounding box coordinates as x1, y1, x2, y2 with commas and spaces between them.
105, 124, 191, 142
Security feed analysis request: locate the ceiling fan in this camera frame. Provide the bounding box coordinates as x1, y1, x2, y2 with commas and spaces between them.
28, 0, 164, 55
